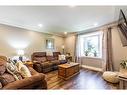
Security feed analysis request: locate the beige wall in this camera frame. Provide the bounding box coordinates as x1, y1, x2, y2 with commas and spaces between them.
0, 24, 64, 59
112, 28, 127, 71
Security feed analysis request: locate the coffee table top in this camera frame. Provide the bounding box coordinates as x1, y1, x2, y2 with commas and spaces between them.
58, 62, 80, 68
118, 72, 127, 79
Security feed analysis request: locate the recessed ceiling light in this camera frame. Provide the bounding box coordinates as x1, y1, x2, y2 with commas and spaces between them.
94, 23, 98, 26
64, 32, 67, 35
38, 24, 43, 27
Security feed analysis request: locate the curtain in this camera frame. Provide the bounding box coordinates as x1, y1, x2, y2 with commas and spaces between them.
75, 34, 83, 65
102, 27, 114, 71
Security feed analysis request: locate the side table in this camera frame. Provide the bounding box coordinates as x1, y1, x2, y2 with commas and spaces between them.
66, 56, 72, 62
118, 72, 127, 89
24, 61, 33, 68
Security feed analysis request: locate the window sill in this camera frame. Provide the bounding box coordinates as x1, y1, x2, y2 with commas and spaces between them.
82, 56, 102, 60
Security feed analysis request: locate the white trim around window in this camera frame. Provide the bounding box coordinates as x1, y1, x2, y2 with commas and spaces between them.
79, 31, 102, 58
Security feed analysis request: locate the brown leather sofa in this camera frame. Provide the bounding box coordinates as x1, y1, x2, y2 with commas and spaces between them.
0, 56, 47, 89
32, 52, 67, 73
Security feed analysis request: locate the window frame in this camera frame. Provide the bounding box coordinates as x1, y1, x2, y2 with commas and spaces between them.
80, 31, 102, 58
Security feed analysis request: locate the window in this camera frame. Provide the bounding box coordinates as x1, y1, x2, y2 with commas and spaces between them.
80, 32, 102, 58
46, 38, 54, 49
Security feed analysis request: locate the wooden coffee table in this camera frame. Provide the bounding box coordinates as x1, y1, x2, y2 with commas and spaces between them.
58, 62, 80, 80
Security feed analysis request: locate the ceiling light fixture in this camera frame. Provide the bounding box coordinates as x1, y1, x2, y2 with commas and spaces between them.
38, 24, 43, 27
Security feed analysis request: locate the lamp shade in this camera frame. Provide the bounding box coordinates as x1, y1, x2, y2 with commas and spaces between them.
17, 50, 24, 56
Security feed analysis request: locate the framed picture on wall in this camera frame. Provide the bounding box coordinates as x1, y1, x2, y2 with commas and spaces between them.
46, 38, 55, 49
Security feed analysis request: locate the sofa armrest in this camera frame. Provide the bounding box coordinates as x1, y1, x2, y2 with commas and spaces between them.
0, 82, 2, 89
3, 73, 46, 89
33, 60, 38, 63
33, 63, 42, 73
27, 66, 38, 75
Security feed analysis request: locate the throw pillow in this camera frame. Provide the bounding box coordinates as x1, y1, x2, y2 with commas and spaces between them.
16, 62, 31, 78
46, 51, 53, 56
58, 55, 66, 60
34, 57, 47, 63
16, 61, 23, 70
6, 62, 22, 80
6, 62, 18, 73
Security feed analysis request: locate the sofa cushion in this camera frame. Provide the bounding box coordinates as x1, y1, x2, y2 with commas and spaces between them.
0, 60, 5, 65
53, 52, 61, 60
46, 56, 54, 61
0, 60, 6, 75
54, 57, 58, 60
40, 62, 52, 68
53, 52, 61, 57
0, 73, 15, 86
0, 65, 6, 75
51, 60, 60, 65
33, 52, 46, 57
34, 57, 47, 63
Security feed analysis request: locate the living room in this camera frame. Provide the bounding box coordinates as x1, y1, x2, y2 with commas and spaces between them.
0, 2, 127, 94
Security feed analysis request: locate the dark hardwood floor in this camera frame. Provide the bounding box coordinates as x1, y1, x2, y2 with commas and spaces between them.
45, 69, 118, 90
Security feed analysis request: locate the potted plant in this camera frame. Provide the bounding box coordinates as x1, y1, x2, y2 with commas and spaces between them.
93, 50, 97, 57
84, 50, 89, 56
120, 60, 127, 74
120, 60, 127, 69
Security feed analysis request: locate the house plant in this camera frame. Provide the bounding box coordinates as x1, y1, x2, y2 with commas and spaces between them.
120, 60, 127, 69
93, 50, 97, 57
120, 60, 127, 74
84, 50, 89, 56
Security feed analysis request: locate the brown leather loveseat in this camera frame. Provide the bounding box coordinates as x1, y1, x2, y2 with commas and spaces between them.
32, 52, 67, 73
0, 56, 47, 89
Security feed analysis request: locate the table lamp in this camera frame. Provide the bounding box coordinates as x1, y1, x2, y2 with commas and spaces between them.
17, 50, 24, 62
62, 45, 65, 54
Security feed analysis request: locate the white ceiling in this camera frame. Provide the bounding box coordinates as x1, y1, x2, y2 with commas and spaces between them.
0, 6, 126, 36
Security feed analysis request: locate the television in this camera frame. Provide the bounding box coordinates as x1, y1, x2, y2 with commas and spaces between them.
117, 9, 127, 46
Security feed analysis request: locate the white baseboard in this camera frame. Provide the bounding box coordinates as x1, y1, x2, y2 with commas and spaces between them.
81, 65, 103, 72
